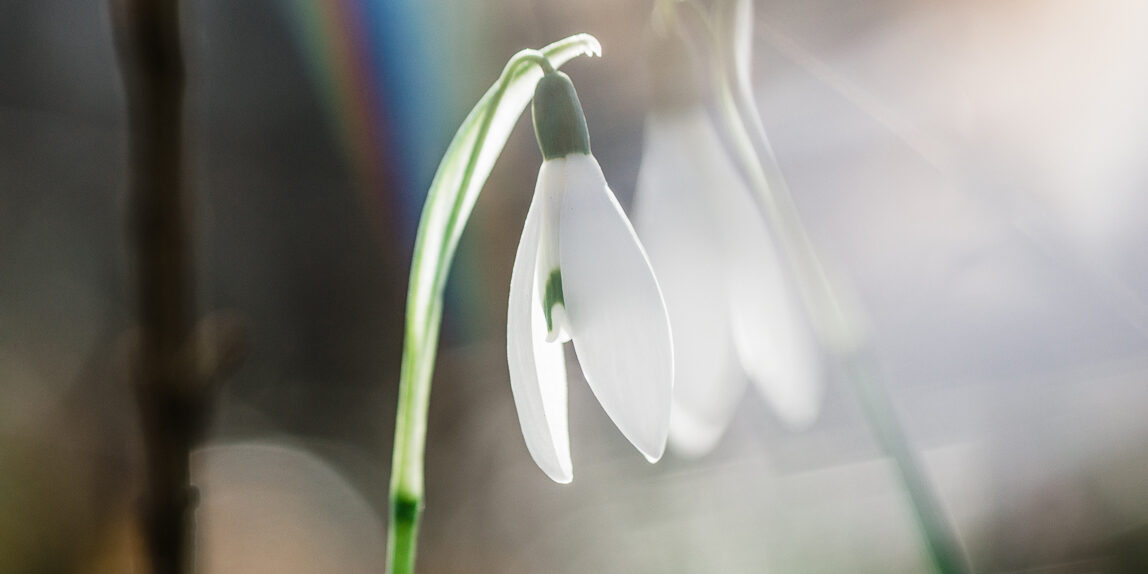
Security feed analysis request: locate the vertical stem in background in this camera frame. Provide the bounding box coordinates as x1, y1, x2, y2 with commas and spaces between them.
714, 53, 973, 574
846, 355, 971, 574
706, 1, 972, 572
112, 0, 201, 572
719, 89, 974, 574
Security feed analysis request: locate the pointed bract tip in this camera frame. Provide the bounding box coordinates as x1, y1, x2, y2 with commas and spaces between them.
574, 34, 603, 58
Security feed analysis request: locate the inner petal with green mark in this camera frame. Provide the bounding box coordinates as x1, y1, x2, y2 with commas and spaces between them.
534, 158, 570, 344
542, 268, 570, 343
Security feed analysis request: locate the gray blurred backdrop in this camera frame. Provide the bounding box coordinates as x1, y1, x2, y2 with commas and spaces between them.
3, 0, 1148, 572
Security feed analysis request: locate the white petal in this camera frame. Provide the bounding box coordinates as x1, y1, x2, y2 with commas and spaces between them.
634, 111, 749, 457
558, 154, 674, 462
535, 162, 572, 343
667, 388, 738, 458
667, 338, 746, 457
704, 127, 825, 429
507, 159, 572, 483
727, 243, 823, 429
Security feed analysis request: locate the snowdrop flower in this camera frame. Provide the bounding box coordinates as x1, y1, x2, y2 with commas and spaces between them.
634, 39, 823, 457
507, 70, 675, 483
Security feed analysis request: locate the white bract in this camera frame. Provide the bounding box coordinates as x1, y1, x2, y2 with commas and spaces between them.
507, 71, 674, 483
634, 106, 823, 457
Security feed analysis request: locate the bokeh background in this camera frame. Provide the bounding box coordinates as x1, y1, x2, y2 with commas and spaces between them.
3, 0, 1148, 572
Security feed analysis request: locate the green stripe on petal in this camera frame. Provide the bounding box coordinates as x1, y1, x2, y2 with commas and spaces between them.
542, 268, 564, 334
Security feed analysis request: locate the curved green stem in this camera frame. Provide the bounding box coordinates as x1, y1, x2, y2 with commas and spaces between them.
519, 52, 556, 75
385, 34, 601, 574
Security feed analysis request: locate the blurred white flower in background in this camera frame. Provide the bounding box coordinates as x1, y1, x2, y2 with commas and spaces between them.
507, 71, 674, 483
629, 9, 826, 457
634, 103, 824, 457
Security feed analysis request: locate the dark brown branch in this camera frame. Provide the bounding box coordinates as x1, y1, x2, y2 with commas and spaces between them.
111, 0, 203, 572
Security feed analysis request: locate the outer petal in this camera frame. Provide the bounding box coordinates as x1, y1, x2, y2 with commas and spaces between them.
507, 159, 572, 483
634, 111, 748, 457
559, 154, 674, 462
706, 129, 825, 429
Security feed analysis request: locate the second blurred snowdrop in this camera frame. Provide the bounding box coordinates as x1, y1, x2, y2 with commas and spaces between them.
634, 23, 823, 457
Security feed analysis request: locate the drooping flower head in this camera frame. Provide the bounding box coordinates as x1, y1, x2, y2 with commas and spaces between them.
507, 69, 675, 483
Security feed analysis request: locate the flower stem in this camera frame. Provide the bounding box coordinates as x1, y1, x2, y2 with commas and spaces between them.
520, 53, 556, 75
846, 355, 971, 574
384, 35, 601, 574
110, 0, 203, 572
387, 492, 423, 574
